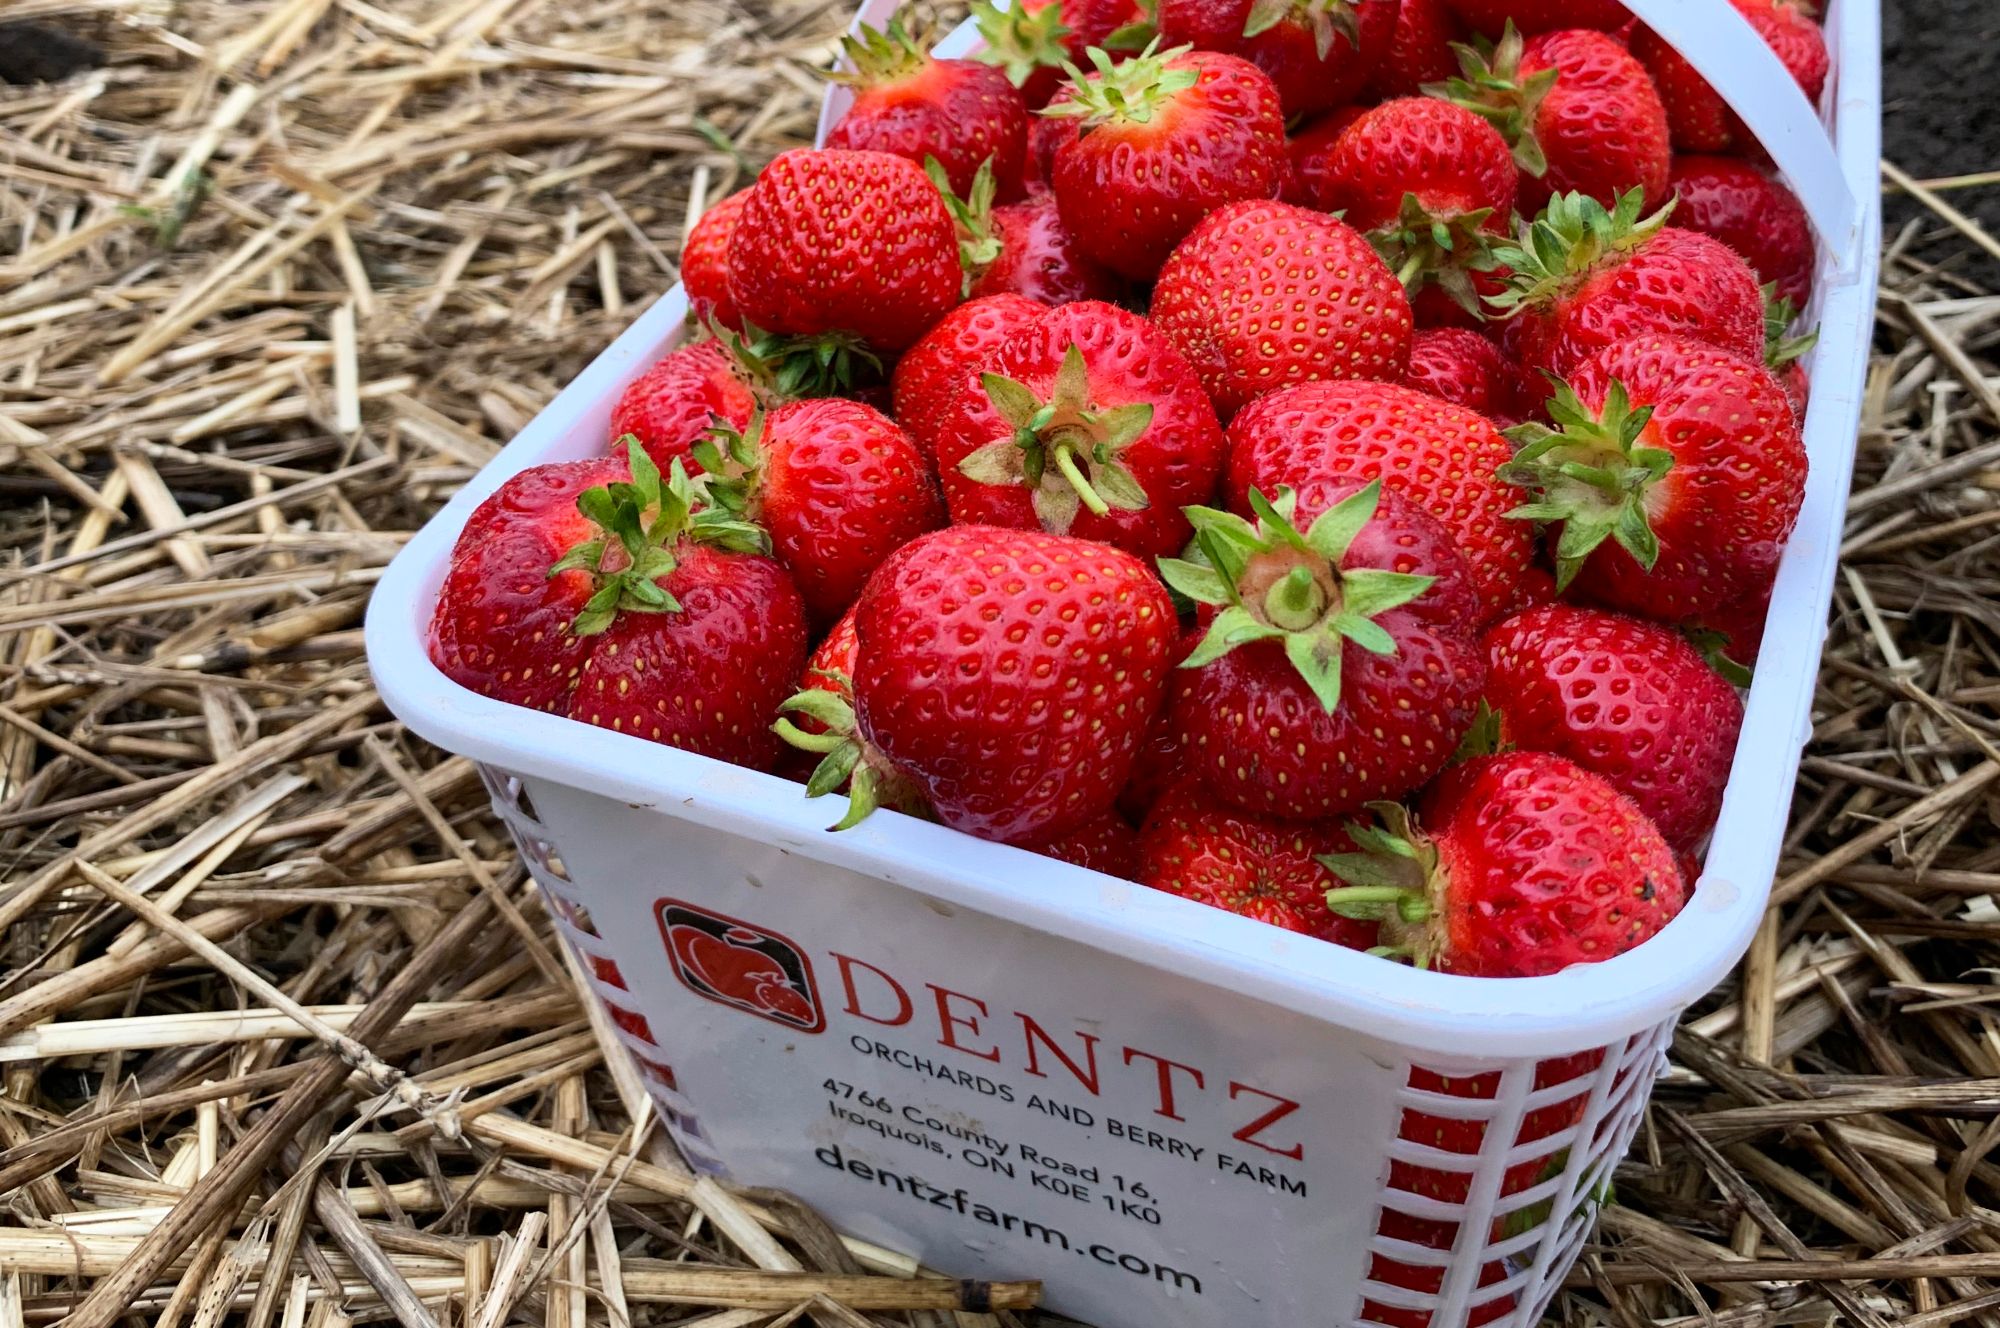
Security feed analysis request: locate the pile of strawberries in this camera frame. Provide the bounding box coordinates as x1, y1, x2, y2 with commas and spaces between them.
430, 0, 1824, 986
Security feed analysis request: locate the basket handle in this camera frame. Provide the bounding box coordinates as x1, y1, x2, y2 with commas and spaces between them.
1618, 0, 1861, 271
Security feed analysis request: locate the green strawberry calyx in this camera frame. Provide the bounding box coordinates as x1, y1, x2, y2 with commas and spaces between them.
1422, 22, 1559, 178
1369, 192, 1503, 320
708, 315, 881, 402
1041, 40, 1198, 130
1244, 0, 1361, 60
1321, 801, 1444, 966
1450, 698, 1508, 763
1685, 626, 1755, 688
1155, 480, 1436, 714
1486, 188, 1673, 315
925, 156, 1006, 294
828, 13, 930, 88
551, 438, 770, 636
773, 673, 931, 832
971, 0, 1072, 88
1762, 283, 1818, 371
1498, 378, 1669, 592
957, 343, 1155, 533
687, 409, 772, 521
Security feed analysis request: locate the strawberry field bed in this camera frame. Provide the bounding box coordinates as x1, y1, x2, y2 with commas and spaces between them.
1, 2, 1998, 1327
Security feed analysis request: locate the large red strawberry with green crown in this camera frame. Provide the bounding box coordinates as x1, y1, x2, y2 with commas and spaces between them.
971, 0, 1147, 109
1162, 479, 1486, 821
1325, 751, 1687, 975
892, 293, 1047, 460
933, 300, 1225, 559
851, 524, 1176, 844
824, 13, 1028, 200
1225, 379, 1532, 621
1045, 43, 1289, 280
930, 160, 1122, 307
1483, 603, 1743, 850
429, 448, 807, 771
1155, 0, 1397, 116
1139, 780, 1379, 946
1489, 189, 1766, 394
728, 149, 961, 354
681, 191, 749, 332
1150, 199, 1412, 420
1632, 0, 1827, 155
1500, 332, 1806, 621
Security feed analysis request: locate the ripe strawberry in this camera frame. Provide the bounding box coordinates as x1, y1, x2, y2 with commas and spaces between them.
892, 293, 1046, 459
852, 525, 1176, 844
1404, 327, 1520, 424
1495, 560, 1557, 619
430, 450, 807, 771
1022, 84, 1081, 191
1631, 0, 1828, 154
692, 400, 943, 625
1035, 810, 1142, 878
824, 15, 1028, 201
934, 161, 1123, 306
971, 0, 1147, 109
1281, 105, 1369, 209
1366, 0, 1465, 98
1162, 480, 1485, 821
608, 341, 757, 474
682, 191, 748, 332
1687, 577, 1772, 680
934, 300, 1225, 558
1046, 45, 1289, 281
1139, 781, 1379, 946
1155, 0, 1396, 116
1669, 155, 1814, 310
1490, 190, 1766, 395
776, 606, 933, 827
1500, 332, 1806, 620
1483, 603, 1742, 849
1434, 24, 1670, 215
1313, 98, 1516, 322
1325, 751, 1687, 975
1764, 287, 1816, 430
728, 148, 960, 353
1439, 0, 1628, 36
1226, 379, 1533, 621
1151, 200, 1412, 420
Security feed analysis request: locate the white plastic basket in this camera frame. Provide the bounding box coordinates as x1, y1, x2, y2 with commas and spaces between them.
364, 3, 1881, 1323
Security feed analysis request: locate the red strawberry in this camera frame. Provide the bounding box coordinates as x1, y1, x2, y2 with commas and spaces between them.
1034, 811, 1142, 878
1764, 288, 1815, 430
1631, 0, 1828, 154
1669, 155, 1814, 310
824, 15, 1028, 201
1404, 327, 1520, 423
1226, 379, 1533, 621
1494, 559, 1557, 619
852, 525, 1177, 844
933, 300, 1225, 559
936, 162, 1123, 306
1046, 45, 1289, 281
1500, 332, 1806, 621
1687, 577, 1772, 679
1483, 603, 1743, 849
1139, 781, 1379, 946
1022, 84, 1081, 191
1155, 0, 1396, 116
892, 293, 1046, 459
1325, 751, 1687, 975
971, 0, 1147, 109
776, 607, 931, 827
1366, 0, 1465, 98
1162, 480, 1485, 821
430, 450, 808, 771
692, 400, 943, 626
1490, 190, 1766, 394
609, 341, 757, 474
1151, 199, 1412, 419
682, 191, 749, 332
1281, 105, 1370, 209
729, 148, 960, 353
1435, 24, 1670, 215
1438, 0, 1628, 36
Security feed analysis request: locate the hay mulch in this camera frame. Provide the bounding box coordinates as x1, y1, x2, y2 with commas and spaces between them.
1, 2, 1999, 1325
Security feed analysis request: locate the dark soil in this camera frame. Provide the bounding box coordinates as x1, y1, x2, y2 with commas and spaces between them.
1883, 0, 2000, 238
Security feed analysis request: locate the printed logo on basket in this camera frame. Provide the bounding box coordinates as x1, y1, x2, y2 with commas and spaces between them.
656, 901, 824, 1033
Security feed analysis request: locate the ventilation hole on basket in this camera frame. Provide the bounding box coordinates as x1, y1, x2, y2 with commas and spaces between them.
1407, 1065, 1502, 1099
567, 901, 601, 938
636, 1058, 677, 1090
608, 1004, 656, 1043
540, 847, 572, 883
1359, 1259, 1514, 1328
513, 780, 543, 825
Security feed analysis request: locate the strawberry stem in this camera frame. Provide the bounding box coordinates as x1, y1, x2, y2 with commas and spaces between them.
1052, 444, 1111, 517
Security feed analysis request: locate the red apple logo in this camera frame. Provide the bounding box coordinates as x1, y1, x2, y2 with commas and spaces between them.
656, 901, 824, 1033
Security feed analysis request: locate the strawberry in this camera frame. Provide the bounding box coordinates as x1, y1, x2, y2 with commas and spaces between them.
1483, 603, 1743, 849
1366, 0, 1465, 98
1325, 751, 1687, 975
1155, 0, 1397, 116
430, 449, 807, 771
1138, 781, 1379, 946
892, 293, 1046, 459
851, 524, 1176, 844
1490, 190, 1766, 394
1669, 155, 1814, 310
1631, 0, 1828, 154
775, 606, 933, 826
1161, 480, 1485, 821
1433, 24, 1670, 215
1022, 84, 1081, 191
1150, 199, 1412, 419
1312, 98, 1516, 322
934, 161, 1123, 306
1764, 287, 1816, 430
1035, 810, 1142, 878
1500, 332, 1806, 621
1281, 105, 1369, 209
608, 341, 757, 475
728, 148, 960, 354
1404, 327, 1520, 423
934, 300, 1225, 559
1687, 577, 1772, 680
971, 0, 1146, 109
692, 401, 943, 626
1045, 44, 1289, 281
1226, 379, 1533, 621
1438, 0, 1628, 36
682, 190, 749, 332
824, 15, 1028, 201
1494, 559, 1557, 619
